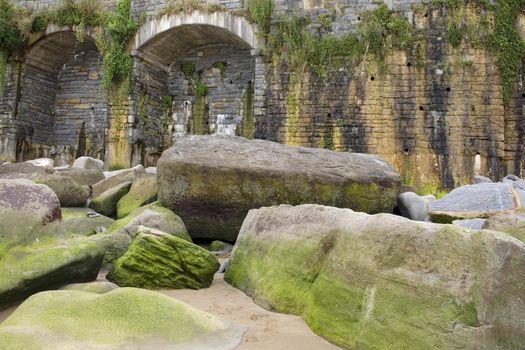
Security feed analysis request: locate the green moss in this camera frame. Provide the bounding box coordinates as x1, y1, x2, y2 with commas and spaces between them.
0, 234, 105, 309
195, 79, 208, 97
240, 80, 254, 139
192, 93, 208, 135
208, 240, 233, 252
61, 281, 118, 294
225, 214, 506, 349
107, 230, 219, 289
90, 181, 132, 217
0, 288, 239, 348
116, 175, 157, 219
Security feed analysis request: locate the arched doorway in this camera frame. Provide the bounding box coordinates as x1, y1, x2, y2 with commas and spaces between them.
127, 11, 259, 166
17, 28, 107, 165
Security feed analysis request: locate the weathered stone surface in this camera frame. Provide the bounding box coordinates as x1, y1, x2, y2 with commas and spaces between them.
158, 135, 401, 240
452, 218, 486, 230
60, 281, 119, 294
396, 191, 429, 221
90, 182, 132, 217
0, 233, 105, 310
53, 167, 105, 187
93, 165, 145, 198
483, 212, 525, 242
26, 158, 54, 169
145, 166, 157, 174
107, 228, 219, 289
60, 208, 114, 236
428, 183, 521, 223
96, 202, 191, 266
116, 173, 157, 219
0, 162, 53, 179
72, 156, 104, 171
36, 175, 90, 207
0, 179, 61, 239
473, 175, 493, 184
0, 288, 246, 349
225, 204, 525, 349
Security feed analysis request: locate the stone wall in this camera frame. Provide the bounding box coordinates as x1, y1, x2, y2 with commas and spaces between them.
53, 50, 107, 159
168, 45, 254, 137
0, 0, 524, 190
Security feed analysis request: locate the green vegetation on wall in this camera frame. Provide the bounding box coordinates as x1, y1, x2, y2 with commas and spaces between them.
267, 4, 414, 77
0, 0, 137, 94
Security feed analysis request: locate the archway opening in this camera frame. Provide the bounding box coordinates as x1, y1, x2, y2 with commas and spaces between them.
17, 31, 107, 164
131, 19, 256, 165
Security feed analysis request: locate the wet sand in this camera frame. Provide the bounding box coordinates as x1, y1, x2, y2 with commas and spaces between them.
0, 273, 340, 349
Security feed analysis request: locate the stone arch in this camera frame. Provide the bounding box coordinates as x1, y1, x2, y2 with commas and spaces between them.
17, 27, 107, 164
132, 12, 258, 62
127, 11, 262, 167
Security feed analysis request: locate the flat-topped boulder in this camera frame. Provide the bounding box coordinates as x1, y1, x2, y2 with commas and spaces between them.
0, 288, 246, 349
225, 204, 525, 349
428, 183, 521, 223
158, 135, 401, 240
72, 156, 104, 171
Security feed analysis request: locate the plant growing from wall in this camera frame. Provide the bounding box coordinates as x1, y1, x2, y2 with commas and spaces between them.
100, 0, 138, 92
246, 0, 273, 37
195, 79, 208, 97
0, 0, 23, 91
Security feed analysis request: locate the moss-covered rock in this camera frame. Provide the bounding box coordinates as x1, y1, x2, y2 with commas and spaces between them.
0, 179, 61, 240
209, 240, 234, 254
225, 204, 525, 349
90, 181, 132, 217
60, 281, 119, 294
60, 208, 114, 236
96, 202, 191, 266
116, 173, 157, 219
0, 233, 105, 310
483, 211, 525, 242
35, 174, 90, 207
0, 288, 246, 349
107, 228, 219, 289
157, 135, 401, 241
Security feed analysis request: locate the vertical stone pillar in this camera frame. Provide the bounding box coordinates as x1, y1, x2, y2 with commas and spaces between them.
252, 50, 267, 139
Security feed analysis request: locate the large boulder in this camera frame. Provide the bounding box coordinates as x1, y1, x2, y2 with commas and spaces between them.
93, 165, 145, 198
0, 179, 61, 239
107, 228, 219, 289
483, 212, 525, 242
428, 183, 521, 223
60, 208, 114, 236
0, 288, 246, 349
225, 204, 525, 349
0, 161, 53, 179
53, 167, 105, 187
158, 135, 401, 240
116, 173, 157, 219
72, 156, 104, 171
90, 182, 132, 217
0, 232, 105, 309
36, 174, 90, 207
95, 202, 191, 265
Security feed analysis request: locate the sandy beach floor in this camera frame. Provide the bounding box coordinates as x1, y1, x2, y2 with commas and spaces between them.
0, 272, 340, 349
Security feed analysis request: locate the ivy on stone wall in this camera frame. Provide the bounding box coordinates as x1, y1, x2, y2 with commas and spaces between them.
434, 0, 525, 105
267, 4, 413, 77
